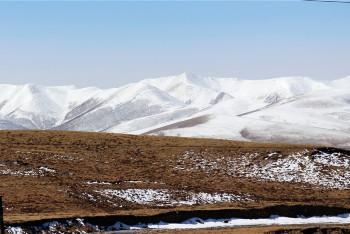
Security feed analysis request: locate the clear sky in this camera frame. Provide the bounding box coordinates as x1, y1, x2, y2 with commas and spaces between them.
0, 1, 349, 87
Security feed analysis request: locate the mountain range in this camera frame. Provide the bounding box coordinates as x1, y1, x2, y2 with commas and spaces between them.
1, 73, 349, 148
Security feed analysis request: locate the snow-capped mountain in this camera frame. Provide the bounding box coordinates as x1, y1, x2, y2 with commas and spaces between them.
0, 73, 349, 148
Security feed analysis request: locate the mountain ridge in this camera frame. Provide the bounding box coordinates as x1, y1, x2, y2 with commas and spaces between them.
0, 73, 349, 147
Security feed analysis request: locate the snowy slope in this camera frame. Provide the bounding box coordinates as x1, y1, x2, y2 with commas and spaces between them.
0, 73, 349, 147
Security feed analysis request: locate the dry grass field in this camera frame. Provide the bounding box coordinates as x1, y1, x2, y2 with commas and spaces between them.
0, 130, 349, 233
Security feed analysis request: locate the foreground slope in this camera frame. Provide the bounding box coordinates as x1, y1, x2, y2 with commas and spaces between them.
0, 74, 349, 147
1, 130, 350, 225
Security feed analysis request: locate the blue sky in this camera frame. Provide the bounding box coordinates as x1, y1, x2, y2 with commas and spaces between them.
0, 1, 349, 87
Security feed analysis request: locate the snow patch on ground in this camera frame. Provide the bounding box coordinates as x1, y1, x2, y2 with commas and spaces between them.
85, 181, 112, 185
176, 149, 350, 189
7, 227, 24, 234
95, 189, 252, 206
7, 214, 350, 233
145, 214, 350, 230
38, 166, 56, 173
0, 166, 56, 177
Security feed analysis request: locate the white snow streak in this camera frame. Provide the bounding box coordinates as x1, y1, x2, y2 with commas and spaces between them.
95, 189, 251, 206
177, 150, 350, 189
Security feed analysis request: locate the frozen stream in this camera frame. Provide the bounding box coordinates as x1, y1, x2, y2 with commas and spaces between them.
6, 213, 350, 233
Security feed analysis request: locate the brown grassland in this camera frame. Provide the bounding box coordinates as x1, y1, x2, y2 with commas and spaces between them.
0, 130, 349, 233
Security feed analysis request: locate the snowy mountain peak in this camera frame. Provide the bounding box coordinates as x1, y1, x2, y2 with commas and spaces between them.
178, 72, 200, 83
22, 83, 39, 92
0, 74, 349, 148
331, 76, 350, 89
